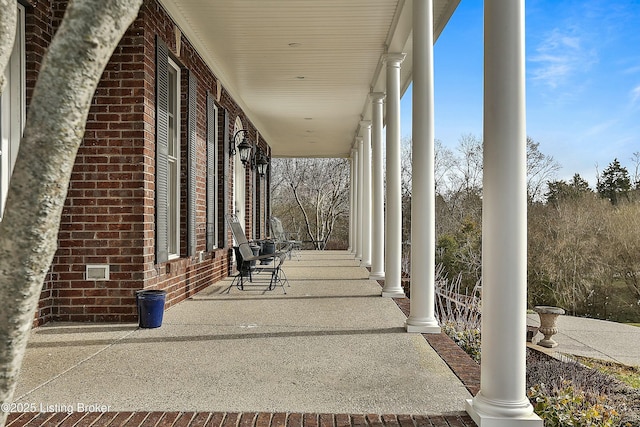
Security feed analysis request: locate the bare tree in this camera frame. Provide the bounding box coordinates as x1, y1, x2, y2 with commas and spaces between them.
0, 1, 143, 423
450, 133, 483, 197
401, 137, 412, 202
600, 203, 640, 300
436, 134, 483, 241
401, 137, 412, 252
271, 158, 350, 249
526, 137, 561, 202
631, 152, 640, 190
527, 196, 609, 314
434, 139, 455, 195
426, 134, 560, 285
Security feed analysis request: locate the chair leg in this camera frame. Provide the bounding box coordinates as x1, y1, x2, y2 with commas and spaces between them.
280, 255, 291, 291
237, 271, 244, 290
224, 277, 236, 293
278, 269, 290, 288
232, 264, 251, 292
268, 269, 277, 292
226, 270, 245, 293
270, 269, 286, 294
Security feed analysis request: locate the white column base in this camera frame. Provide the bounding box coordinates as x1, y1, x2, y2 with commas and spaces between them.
405, 319, 441, 334
404, 320, 442, 334
369, 271, 385, 280
466, 397, 542, 427
381, 289, 405, 298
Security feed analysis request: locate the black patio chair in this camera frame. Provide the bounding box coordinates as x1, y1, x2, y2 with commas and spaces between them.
226, 214, 291, 293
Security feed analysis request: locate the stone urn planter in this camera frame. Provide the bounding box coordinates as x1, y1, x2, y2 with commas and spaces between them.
533, 306, 565, 348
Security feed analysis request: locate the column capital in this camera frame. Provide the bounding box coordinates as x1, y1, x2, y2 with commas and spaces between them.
369, 92, 386, 103
359, 120, 371, 130
382, 52, 406, 66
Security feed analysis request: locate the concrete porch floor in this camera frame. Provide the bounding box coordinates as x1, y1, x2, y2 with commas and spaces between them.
9, 251, 474, 426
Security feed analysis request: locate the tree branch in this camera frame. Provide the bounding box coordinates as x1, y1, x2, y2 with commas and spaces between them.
0, 1, 143, 422
0, 0, 17, 93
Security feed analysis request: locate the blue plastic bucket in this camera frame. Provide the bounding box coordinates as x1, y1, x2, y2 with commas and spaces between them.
136, 290, 167, 328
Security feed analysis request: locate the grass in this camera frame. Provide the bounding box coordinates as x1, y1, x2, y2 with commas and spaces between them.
627, 323, 640, 327
581, 279, 640, 323
573, 355, 640, 389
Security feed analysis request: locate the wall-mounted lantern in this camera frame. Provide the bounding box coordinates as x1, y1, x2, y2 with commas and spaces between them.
231, 129, 252, 166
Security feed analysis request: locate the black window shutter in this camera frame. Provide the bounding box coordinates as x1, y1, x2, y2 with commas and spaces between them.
222, 108, 230, 249
206, 93, 216, 252
187, 72, 197, 256
155, 37, 169, 264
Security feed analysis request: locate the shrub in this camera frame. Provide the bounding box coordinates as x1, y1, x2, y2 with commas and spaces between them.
528, 382, 621, 427
527, 350, 640, 425
435, 266, 482, 363
441, 321, 481, 363
527, 350, 624, 397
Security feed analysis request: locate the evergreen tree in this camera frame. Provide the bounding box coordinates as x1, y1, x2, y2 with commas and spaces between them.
597, 159, 631, 205
545, 173, 592, 205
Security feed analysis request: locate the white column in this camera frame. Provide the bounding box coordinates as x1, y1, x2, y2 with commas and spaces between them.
406, 0, 440, 334
349, 150, 356, 253
360, 121, 372, 267
465, 1, 542, 425
381, 53, 406, 298
355, 137, 363, 261
369, 93, 385, 280
352, 147, 360, 258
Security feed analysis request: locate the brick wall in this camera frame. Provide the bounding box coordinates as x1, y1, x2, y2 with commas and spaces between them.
25, 0, 58, 326
28, 0, 271, 325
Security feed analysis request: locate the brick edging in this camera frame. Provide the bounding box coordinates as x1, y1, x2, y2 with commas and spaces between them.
6, 411, 477, 427
422, 334, 480, 396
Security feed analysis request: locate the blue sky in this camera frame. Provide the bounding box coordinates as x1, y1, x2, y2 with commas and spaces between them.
401, 0, 640, 186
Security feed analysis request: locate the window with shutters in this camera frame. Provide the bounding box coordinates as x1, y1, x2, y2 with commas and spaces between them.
167, 59, 180, 258
155, 36, 180, 264
0, 4, 25, 219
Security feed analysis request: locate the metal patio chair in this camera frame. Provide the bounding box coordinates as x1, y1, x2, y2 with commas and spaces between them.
226, 215, 291, 293
270, 216, 302, 259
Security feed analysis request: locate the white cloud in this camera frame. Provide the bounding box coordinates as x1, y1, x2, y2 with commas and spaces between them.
583, 119, 619, 137
622, 64, 640, 75
529, 28, 597, 89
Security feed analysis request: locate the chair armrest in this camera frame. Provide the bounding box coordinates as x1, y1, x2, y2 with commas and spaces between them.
245, 243, 292, 261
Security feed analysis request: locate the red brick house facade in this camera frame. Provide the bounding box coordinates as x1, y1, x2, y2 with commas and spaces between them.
1, 0, 271, 326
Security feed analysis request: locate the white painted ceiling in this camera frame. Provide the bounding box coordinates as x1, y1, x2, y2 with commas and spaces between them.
158, 0, 460, 158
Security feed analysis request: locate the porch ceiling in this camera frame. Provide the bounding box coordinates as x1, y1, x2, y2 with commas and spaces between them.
157, 0, 460, 158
